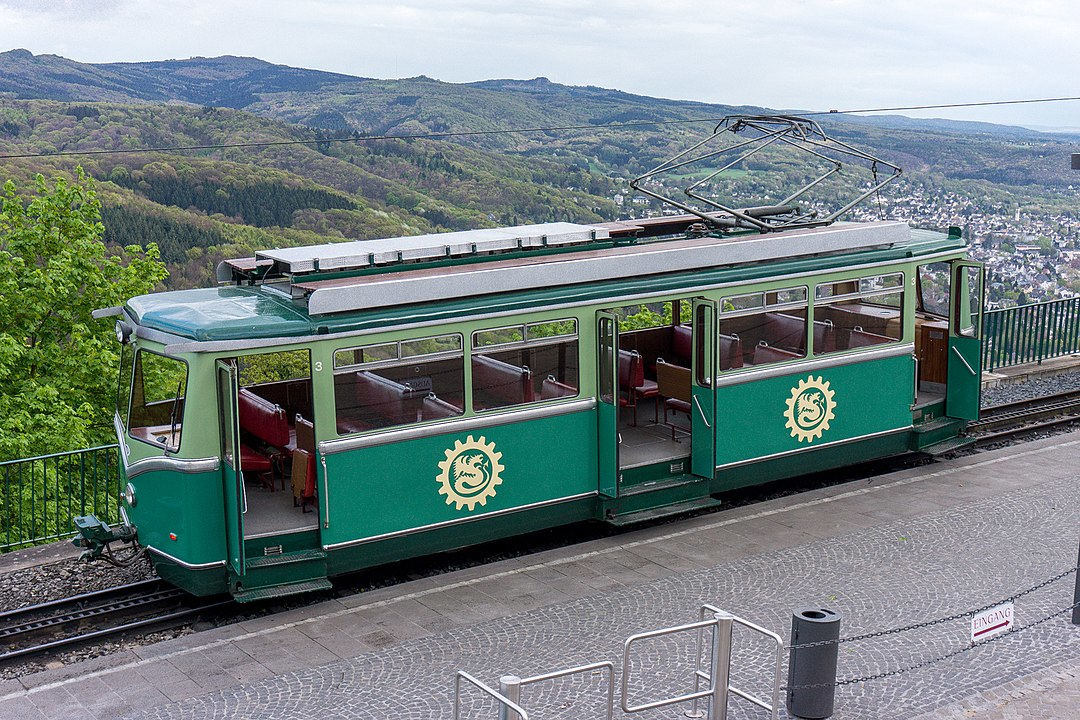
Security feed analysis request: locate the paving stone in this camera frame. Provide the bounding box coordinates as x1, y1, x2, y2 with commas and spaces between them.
0, 701, 48, 720
8, 437, 1080, 719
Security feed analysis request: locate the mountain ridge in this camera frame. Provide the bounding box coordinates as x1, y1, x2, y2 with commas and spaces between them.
0, 49, 1069, 142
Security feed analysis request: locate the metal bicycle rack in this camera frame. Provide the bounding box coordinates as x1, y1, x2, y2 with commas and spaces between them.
454, 605, 784, 719
686, 604, 785, 719
454, 671, 531, 720
621, 614, 729, 714
498, 662, 615, 720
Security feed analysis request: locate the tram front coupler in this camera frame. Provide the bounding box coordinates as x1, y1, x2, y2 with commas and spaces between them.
72, 515, 138, 563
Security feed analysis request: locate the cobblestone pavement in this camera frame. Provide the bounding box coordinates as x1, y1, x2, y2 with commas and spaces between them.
917, 659, 1080, 719
1, 434, 1078, 720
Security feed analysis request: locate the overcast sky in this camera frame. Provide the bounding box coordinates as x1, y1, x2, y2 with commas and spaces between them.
1, 0, 1078, 130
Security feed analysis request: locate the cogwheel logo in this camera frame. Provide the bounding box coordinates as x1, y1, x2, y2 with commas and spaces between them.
437, 435, 504, 511
784, 375, 836, 443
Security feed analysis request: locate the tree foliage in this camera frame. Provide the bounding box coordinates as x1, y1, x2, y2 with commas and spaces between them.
0, 169, 167, 459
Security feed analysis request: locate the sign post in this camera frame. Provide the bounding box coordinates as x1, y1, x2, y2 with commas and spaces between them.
970, 602, 1014, 643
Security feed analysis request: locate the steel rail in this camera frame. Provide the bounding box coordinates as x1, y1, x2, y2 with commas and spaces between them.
0, 599, 233, 663
0, 578, 164, 624
968, 389, 1080, 444
0, 588, 185, 643
976, 388, 1080, 421
972, 414, 1080, 445
0, 579, 232, 663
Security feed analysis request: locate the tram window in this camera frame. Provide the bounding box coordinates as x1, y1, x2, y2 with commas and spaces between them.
955, 266, 982, 339
117, 343, 134, 425
236, 349, 314, 425
238, 350, 311, 386
335, 343, 396, 366
128, 350, 188, 451
615, 301, 690, 331
472, 319, 579, 410
333, 334, 465, 434
814, 273, 904, 354
918, 262, 951, 317
719, 287, 808, 370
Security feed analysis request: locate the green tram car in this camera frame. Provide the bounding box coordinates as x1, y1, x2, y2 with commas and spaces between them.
94, 216, 984, 600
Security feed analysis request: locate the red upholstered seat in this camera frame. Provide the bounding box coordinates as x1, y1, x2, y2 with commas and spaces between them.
472, 354, 534, 410
764, 312, 807, 352
349, 371, 412, 430
665, 397, 692, 414
240, 444, 273, 472
422, 393, 462, 420
617, 349, 642, 390
540, 375, 577, 400
672, 325, 692, 366
237, 388, 289, 490
752, 342, 801, 366
813, 320, 837, 354
617, 350, 658, 425
719, 333, 744, 371
238, 388, 290, 449
847, 327, 893, 349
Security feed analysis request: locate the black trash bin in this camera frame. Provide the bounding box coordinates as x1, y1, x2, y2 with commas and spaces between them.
786, 607, 842, 719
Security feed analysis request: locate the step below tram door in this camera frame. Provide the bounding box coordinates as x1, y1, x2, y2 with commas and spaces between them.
945, 261, 985, 421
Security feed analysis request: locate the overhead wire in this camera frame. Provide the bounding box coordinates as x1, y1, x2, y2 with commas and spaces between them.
0, 95, 1078, 160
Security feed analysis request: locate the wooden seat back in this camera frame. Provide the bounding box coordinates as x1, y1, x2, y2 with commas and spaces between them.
656, 359, 691, 404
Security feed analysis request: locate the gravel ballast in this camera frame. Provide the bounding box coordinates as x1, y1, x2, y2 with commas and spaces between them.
0, 553, 156, 614
1, 368, 1078, 681
982, 369, 1080, 406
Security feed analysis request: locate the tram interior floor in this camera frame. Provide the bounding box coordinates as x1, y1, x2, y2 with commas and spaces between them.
242, 477, 318, 538
618, 415, 690, 469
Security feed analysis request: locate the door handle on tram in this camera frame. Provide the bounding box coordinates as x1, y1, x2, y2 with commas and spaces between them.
240, 479, 248, 515
913, 356, 920, 403
692, 395, 712, 429
951, 346, 977, 376
320, 455, 330, 529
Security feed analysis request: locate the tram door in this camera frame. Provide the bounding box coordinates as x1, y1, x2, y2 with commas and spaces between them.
215, 360, 246, 583
690, 299, 718, 478
946, 261, 985, 420
596, 311, 619, 497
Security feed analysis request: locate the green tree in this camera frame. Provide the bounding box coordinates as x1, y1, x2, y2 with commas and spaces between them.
0, 169, 168, 460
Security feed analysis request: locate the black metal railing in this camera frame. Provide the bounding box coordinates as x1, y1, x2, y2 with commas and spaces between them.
982, 297, 1080, 371
0, 445, 121, 552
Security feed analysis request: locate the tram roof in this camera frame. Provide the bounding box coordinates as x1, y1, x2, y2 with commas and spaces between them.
124, 220, 964, 345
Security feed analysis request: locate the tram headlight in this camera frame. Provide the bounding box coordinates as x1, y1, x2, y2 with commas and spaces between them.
115, 320, 133, 345
123, 482, 137, 507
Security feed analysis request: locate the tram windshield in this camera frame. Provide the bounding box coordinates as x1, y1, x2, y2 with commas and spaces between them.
127, 350, 188, 452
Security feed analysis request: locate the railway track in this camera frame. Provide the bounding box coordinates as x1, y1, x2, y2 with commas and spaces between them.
2, 391, 1072, 666
968, 389, 1080, 444
0, 579, 231, 663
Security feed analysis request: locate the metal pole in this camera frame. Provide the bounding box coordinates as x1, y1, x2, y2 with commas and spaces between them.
1072, 537, 1080, 626
498, 675, 522, 720
710, 612, 733, 720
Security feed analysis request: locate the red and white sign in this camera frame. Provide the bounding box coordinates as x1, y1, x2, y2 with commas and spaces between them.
970, 602, 1014, 643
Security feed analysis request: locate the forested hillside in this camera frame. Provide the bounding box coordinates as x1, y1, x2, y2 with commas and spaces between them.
1, 49, 1078, 292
